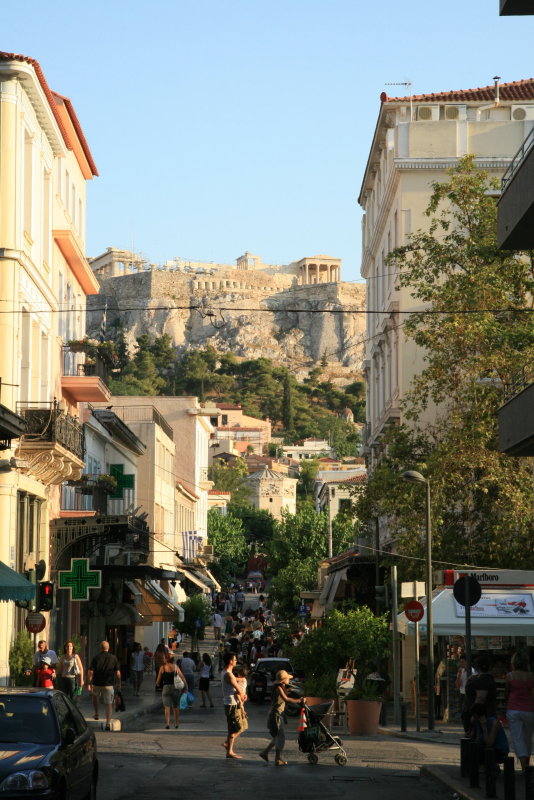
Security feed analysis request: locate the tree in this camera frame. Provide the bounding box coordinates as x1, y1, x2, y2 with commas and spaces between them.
227, 504, 275, 548
207, 509, 249, 585
356, 157, 534, 576
297, 458, 320, 500
282, 372, 294, 432
177, 593, 212, 653
208, 458, 252, 507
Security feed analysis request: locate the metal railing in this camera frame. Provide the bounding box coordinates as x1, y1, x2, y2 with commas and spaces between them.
17, 401, 84, 460
503, 366, 534, 403
501, 126, 534, 192
111, 405, 174, 441
62, 346, 108, 382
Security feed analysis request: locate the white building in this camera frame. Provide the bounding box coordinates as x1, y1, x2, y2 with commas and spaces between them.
359, 78, 534, 474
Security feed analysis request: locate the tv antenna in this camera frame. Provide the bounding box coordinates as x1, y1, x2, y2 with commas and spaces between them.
385, 81, 413, 120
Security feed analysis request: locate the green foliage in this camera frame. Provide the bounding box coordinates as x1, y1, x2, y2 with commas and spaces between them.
208, 458, 251, 507
9, 630, 34, 685
227, 504, 275, 548
267, 504, 355, 617
356, 157, 534, 578
293, 607, 390, 694
297, 458, 320, 499
207, 508, 249, 584
177, 594, 212, 646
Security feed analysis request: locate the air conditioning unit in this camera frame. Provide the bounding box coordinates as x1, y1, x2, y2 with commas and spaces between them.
201, 544, 214, 556
445, 105, 460, 120
416, 106, 439, 122
511, 105, 534, 121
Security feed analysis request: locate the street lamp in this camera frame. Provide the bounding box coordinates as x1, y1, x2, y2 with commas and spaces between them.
401, 470, 434, 732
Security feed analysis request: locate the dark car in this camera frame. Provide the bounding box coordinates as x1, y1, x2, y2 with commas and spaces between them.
245, 571, 265, 592
0, 688, 98, 799
247, 657, 301, 712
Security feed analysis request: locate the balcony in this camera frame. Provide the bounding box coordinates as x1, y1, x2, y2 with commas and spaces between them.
62, 474, 119, 515
498, 368, 534, 456
50, 513, 150, 569
498, 128, 534, 250
61, 346, 111, 403
0, 401, 26, 451
500, 0, 532, 13
16, 401, 85, 485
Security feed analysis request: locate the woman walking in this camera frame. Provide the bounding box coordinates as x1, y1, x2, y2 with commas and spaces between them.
198, 653, 214, 708
56, 641, 83, 701
259, 669, 305, 766
505, 652, 534, 770
153, 643, 166, 692
156, 653, 187, 729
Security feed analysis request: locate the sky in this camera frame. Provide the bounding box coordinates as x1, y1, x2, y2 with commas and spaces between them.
3, 1, 534, 282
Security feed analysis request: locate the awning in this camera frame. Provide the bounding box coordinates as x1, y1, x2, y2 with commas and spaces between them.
180, 568, 211, 594
319, 568, 348, 610
202, 567, 221, 592
399, 588, 534, 637
105, 602, 144, 626
129, 580, 184, 623
0, 562, 36, 603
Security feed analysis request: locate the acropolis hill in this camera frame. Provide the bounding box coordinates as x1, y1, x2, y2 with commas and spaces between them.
86, 248, 366, 378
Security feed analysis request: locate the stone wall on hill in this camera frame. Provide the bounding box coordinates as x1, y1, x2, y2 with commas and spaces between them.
86, 269, 366, 377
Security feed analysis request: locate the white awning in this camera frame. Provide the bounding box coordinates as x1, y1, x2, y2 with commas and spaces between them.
180, 568, 211, 594
147, 580, 185, 623
399, 588, 534, 637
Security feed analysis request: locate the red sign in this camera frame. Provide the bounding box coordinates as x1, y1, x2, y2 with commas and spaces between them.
25, 612, 46, 634
404, 600, 424, 623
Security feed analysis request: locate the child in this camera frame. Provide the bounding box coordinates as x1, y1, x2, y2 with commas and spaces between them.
234, 665, 248, 731
37, 656, 55, 688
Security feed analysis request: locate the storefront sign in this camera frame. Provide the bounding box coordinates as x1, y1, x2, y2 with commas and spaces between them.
58, 558, 102, 601
454, 592, 534, 618
444, 569, 534, 587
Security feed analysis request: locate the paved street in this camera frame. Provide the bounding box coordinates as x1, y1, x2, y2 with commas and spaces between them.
91, 681, 458, 800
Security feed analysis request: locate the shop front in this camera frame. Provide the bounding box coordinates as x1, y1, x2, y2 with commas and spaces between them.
399, 570, 534, 721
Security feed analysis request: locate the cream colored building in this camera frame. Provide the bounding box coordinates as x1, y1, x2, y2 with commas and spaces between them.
359, 78, 534, 475
97, 396, 214, 554
243, 466, 297, 520
0, 51, 99, 684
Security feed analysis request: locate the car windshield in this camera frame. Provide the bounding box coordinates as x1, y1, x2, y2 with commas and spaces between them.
0, 696, 57, 744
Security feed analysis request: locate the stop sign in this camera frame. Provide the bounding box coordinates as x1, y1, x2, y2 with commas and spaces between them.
25, 612, 46, 634
404, 600, 424, 622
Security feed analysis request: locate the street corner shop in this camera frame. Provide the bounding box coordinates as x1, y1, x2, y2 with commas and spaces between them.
397, 570, 534, 720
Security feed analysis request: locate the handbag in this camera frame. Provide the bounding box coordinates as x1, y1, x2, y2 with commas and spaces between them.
174, 668, 185, 691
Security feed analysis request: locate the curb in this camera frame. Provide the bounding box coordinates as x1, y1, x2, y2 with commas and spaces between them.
421, 764, 479, 800
378, 726, 460, 746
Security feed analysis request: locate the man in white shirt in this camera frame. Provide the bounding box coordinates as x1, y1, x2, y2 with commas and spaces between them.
33, 640, 58, 685
213, 612, 223, 641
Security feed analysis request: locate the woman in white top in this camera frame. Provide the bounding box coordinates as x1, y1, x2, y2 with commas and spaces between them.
56, 640, 83, 701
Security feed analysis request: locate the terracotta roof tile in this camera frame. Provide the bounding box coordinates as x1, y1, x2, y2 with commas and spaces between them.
0, 51, 98, 176
381, 78, 534, 104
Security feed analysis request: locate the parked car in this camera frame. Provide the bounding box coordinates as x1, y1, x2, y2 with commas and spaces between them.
245, 571, 265, 592
0, 688, 98, 799
247, 657, 301, 711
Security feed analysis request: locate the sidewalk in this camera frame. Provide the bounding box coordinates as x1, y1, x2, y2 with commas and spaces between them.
379, 717, 525, 800
78, 627, 220, 731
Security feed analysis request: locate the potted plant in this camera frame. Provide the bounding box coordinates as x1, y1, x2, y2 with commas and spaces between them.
292, 606, 390, 736
9, 630, 34, 687
96, 473, 118, 493
344, 669, 387, 735
301, 672, 338, 706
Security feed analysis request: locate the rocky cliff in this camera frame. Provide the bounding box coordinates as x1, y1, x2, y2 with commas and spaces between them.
86, 269, 366, 379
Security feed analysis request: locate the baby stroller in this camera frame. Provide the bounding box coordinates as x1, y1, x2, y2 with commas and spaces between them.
297, 701, 348, 766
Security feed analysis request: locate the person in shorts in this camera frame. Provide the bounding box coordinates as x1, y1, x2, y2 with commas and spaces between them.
222, 652, 246, 759
87, 641, 121, 730
156, 653, 187, 729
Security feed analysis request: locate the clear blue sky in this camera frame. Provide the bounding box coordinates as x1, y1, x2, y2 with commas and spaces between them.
4, 1, 533, 281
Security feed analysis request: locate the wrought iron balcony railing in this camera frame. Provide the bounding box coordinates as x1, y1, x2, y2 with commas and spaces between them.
17, 401, 84, 461
501, 127, 534, 192
503, 366, 534, 403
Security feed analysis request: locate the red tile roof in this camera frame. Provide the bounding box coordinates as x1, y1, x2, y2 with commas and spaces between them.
0, 51, 98, 176
381, 78, 534, 104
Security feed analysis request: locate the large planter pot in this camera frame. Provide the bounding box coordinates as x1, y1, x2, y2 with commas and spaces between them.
346, 699, 382, 735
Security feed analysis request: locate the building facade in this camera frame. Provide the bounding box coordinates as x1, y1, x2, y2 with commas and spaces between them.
0, 51, 99, 684
359, 78, 534, 476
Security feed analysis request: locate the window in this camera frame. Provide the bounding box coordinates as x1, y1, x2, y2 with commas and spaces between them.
52, 694, 77, 740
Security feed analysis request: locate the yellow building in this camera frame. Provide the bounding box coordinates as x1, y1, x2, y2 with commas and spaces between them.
0, 51, 98, 684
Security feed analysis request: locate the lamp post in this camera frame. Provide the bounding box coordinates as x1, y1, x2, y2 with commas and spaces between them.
401, 470, 434, 732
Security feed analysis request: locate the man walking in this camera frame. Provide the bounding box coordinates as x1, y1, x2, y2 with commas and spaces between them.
180, 651, 196, 704
213, 611, 223, 641
33, 640, 57, 686
87, 641, 121, 730
130, 642, 145, 696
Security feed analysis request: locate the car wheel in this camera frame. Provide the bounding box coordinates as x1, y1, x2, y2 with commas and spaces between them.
82, 770, 97, 800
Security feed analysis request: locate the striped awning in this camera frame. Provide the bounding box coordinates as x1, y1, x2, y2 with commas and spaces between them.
0, 562, 36, 603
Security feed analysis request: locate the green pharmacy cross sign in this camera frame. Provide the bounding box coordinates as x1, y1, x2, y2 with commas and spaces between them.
58, 558, 102, 601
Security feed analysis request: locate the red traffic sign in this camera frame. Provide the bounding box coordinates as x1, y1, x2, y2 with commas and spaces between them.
25, 612, 46, 634
404, 600, 424, 622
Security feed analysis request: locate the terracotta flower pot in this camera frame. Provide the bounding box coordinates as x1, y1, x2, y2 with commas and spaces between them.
346, 699, 382, 735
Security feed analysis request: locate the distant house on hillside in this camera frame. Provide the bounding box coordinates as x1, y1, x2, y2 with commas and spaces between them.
282, 438, 336, 461
205, 402, 272, 456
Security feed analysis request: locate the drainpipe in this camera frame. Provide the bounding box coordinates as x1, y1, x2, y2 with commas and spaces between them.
476, 76, 501, 119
